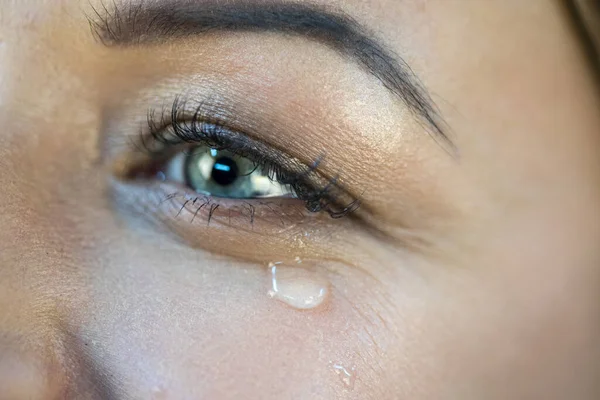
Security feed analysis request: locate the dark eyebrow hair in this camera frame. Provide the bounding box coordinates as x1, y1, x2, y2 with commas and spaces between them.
89, 1, 451, 145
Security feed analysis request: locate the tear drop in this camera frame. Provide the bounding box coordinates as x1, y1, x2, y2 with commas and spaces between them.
267, 262, 329, 310
332, 363, 357, 390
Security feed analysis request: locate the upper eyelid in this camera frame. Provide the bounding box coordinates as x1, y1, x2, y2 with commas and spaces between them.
130, 100, 362, 218
142, 102, 320, 183
143, 99, 302, 168
87, 0, 453, 149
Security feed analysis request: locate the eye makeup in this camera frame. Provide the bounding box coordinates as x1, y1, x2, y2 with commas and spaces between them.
106, 93, 370, 261
119, 96, 362, 219
100, 36, 454, 261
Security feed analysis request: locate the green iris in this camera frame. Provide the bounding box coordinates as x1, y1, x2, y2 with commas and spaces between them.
183, 147, 290, 199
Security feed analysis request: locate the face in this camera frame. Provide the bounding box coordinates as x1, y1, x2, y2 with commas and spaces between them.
1, 0, 599, 399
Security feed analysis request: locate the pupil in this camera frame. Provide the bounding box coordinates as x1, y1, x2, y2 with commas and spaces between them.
211, 157, 239, 186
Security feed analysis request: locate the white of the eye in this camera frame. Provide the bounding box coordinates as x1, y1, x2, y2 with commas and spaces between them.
165, 152, 186, 184
165, 150, 293, 198
249, 174, 288, 197
166, 151, 215, 185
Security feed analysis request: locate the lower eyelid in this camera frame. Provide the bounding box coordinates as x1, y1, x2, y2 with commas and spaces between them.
109, 171, 371, 266
171, 192, 305, 230
110, 178, 327, 245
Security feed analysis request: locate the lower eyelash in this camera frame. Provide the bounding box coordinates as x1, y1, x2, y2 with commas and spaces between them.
139, 97, 361, 219
156, 187, 317, 230
177, 196, 296, 227
110, 177, 352, 259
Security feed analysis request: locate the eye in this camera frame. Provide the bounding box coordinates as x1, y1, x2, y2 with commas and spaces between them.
122, 100, 361, 219
163, 145, 294, 199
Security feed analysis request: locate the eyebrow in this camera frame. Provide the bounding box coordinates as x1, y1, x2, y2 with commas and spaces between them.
89, 0, 450, 144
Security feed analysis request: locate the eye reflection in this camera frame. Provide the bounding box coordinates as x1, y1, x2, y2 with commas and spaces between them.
164, 146, 294, 199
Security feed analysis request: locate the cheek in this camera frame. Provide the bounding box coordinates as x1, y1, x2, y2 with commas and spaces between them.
63, 236, 402, 400
419, 203, 600, 398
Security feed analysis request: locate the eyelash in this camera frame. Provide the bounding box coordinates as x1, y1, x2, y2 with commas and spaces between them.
135, 97, 360, 219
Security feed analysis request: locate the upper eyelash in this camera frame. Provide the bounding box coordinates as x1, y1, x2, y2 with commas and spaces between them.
140, 97, 361, 218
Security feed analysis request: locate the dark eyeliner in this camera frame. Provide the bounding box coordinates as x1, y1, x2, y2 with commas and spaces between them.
137, 97, 361, 218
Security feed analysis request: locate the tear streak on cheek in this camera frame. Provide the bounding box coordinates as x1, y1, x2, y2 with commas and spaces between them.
62, 250, 389, 398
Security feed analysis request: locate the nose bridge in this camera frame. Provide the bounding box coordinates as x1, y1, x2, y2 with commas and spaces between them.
0, 0, 98, 244
0, 5, 93, 398
0, 287, 69, 399
0, 340, 61, 399
0, 143, 73, 399
0, 152, 81, 398
0, 188, 73, 398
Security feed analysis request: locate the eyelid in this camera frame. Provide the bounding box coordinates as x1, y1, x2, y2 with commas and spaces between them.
103, 95, 406, 258
127, 97, 362, 219
110, 177, 327, 252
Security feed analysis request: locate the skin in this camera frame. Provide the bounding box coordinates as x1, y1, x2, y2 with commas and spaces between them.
1, 0, 599, 399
